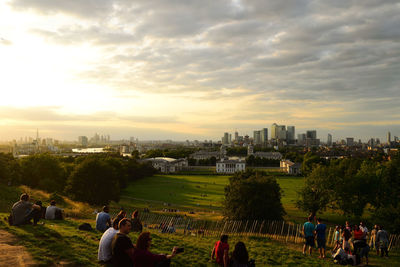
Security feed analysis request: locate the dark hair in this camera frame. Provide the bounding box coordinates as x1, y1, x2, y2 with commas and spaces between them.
112, 218, 120, 229
20, 193, 29, 201
308, 216, 313, 222
118, 218, 131, 229
317, 218, 322, 223
136, 232, 151, 250
133, 210, 139, 218
50, 200, 56, 206
220, 234, 228, 243
232, 242, 249, 264
103, 206, 109, 212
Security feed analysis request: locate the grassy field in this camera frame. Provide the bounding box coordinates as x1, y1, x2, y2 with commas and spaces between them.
118, 174, 308, 222
1, 184, 399, 266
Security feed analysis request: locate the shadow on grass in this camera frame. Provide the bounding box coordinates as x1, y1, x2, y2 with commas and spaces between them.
0, 217, 100, 266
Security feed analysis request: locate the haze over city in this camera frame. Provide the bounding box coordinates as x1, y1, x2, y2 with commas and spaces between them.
1, 0, 400, 141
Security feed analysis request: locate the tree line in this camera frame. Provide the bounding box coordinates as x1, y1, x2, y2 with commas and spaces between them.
297, 151, 400, 233
0, 153, 156, 205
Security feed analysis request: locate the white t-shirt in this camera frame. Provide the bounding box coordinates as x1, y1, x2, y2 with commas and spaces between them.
98, 227, 119, 262
45, 205, 61, 220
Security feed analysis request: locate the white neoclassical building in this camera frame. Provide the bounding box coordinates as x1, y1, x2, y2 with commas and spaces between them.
280, 160, 301, 175
216, 159, 246, 174
141, 157, 188, 173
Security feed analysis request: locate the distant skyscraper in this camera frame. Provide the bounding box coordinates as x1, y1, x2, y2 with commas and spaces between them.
297, 133, 306, 145
306, 130, 317, 139
287, 126, 295, 143
234, 131, 239, 141
260, 128, 268, 146
253, 130, 261, 145
327, 134, 332, 146
271, 123, 278, 139
346, 137, 354, 146
78, 136, 88, 147
271, 123, 286, 140
387, 131, 391, 144
223, 132, 229, 145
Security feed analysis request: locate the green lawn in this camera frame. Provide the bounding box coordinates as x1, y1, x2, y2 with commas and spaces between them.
118, 174, 308, 222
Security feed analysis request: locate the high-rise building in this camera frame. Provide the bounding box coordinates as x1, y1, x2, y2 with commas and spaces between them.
260, 128, 268, 146
223, 132, 229, 145
78, 136, 88, 147
306, 130, 317, 139
253, 130, 261, 145
234, 131, 239, 142
271, 123, 278, 139
287, 126, 295, 143
346, 137, 354, 146
327, 134, 332, 146
297, 133, 306, 145
387, 131, 391, 144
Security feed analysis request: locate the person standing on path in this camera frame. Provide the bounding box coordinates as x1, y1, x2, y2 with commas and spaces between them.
315, 218, 327, 258
303, 216, 315, 255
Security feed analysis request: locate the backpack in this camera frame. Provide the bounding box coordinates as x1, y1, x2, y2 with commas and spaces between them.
78, 223, 92, 231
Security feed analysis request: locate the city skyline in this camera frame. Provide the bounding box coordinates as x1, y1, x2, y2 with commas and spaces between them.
1, 1, 400, 141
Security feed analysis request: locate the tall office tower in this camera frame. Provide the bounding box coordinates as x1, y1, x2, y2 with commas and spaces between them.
260, 128, 268, 146
229, 134, 232, 144
387, 131, 391, 144
306, 130, 317, 139
277, 125, 287, 140
346, 137, 354, 146
223, 132, 229, 145
297, 133, 306, 145
234, 131, 239, 141
394, 136, 399, 143
327, 134, 332, 146
271, 123, 278, 139
253, 130, 261, 145
78, 136, 88, 147
287, 126, 295, 143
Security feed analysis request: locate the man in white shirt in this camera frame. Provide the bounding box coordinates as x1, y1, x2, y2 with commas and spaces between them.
98, 218, 120, 263
360, 222, 368, 241
45, 200, 62, 220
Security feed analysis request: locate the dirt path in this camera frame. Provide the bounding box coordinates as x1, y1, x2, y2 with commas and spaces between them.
0, 229, 37, 267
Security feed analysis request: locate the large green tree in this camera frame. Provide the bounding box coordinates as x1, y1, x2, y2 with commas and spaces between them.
20, 154, 65, 192
223, 170, 285, 220
65, 158, 120, 205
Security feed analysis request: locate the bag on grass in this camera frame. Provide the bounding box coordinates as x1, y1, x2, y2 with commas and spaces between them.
78, 223, 92, 231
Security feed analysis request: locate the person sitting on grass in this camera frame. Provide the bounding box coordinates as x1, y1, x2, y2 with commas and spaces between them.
315, 218, 327, 259
98, 218, 120, 264
45, 200, 63, 220
131, 210, 143, 233
96, 206, 112, 232
132, 232, 178, 267
11, 193, 41, 226
111, 218, 135, 267
211, 234, 230, 266
302, 216, 315, 255
229, 241, 255, 267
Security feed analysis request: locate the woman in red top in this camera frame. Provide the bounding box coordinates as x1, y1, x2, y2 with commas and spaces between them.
132, 232, 177, 267
211, 235, 229, 266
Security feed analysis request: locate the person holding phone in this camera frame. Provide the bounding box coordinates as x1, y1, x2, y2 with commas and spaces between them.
132, 232, 181, 267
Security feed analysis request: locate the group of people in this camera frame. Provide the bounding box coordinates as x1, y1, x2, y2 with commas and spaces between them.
303, 215, 390, 265
211, 234, 255, 267
9, 193, 63, 226
97, 208, 180, 267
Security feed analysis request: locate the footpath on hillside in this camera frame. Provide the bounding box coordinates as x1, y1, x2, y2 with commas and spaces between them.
0, 229, 37, 267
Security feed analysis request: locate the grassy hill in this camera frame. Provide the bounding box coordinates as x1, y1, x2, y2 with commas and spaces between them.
1, 184, 399, 266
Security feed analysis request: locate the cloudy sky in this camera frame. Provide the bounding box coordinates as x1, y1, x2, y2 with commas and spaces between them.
1, 0, 399, 142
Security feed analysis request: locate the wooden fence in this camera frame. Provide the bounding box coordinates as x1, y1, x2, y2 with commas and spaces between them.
138, 212, 400, 251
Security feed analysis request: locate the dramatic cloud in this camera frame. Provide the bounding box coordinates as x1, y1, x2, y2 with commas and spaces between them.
1, 0, 400, 140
